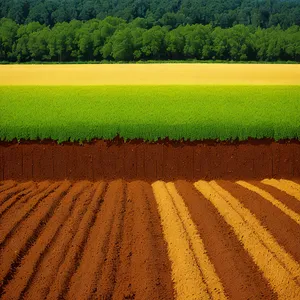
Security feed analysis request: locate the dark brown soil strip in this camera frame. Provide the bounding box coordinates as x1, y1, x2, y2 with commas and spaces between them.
1, 182, 91, 299
218, 181, 300, 263
111, 181, 174, 300
258, 181, 300, 215
23, 182, 105, 300
94, 181, 127, 299
175, 180, 276, 300
0, 182, 71, 297
103, 181, 133, 300
141, 182, 174, 299
1, 139, 300, 181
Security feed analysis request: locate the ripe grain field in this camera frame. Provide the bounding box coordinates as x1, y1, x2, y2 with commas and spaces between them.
0, 179, 300, 299
0, 64, 300, 85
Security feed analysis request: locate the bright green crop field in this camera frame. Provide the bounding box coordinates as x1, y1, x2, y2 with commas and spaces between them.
1, 86, 300, 142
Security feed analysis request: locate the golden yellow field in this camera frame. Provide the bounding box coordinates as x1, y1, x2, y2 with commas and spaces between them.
0, 63, 299, 85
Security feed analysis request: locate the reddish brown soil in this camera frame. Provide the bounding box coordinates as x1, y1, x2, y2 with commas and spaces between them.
1, 139, 300, 181
1, 180, 300, 299
175, 180, 276, 300
0, 181, 174, 300
218, 180, 300, 263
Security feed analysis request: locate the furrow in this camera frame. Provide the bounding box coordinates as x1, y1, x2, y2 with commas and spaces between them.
0, 182, 50, 219
23, 182, 102, 300
0, 182, 60, 247
152, 180, 210, 300
111, 181, 174, 300
0, 183, 35, 218
2, 181, 91, 300
165, 182, 226, 300
15, 181, 51, 207
0, 182, 71, 297
0, 181, 17, 194
219, 180, 300, 263
237, 181, 300, 225
141, 182, 174, 299
210, 180, 300, 281
262, 179, 300, 202
45, 181, 109, 300
94, 181, 127, 299
0, 182, 33, 207
194, 180, 300, 299
62, 180, 124, 299
175, 180, 275, 300
109, 182, 135, 300
258, 180, 300, 214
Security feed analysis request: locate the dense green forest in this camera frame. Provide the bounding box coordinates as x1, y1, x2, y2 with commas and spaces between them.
1, 17, 299, 62
1, 0, 300, 29
1, 0, 300, 62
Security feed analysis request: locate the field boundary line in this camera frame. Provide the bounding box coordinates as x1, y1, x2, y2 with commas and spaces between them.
237, 181, 300, 225
262, 179, 300, 202
194, 180, 300, 299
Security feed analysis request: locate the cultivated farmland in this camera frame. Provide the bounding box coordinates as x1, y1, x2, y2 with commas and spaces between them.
1, 63, 300, 299
0, 179, 300, 299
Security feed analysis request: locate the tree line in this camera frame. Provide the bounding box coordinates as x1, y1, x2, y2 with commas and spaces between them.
1, 17, 300, 62
1, 0, 300, 29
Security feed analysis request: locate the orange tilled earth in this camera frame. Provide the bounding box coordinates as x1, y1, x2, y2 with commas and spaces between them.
0, 179, 300, 300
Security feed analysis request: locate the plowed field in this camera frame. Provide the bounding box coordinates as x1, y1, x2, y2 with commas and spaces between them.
0, 179, 300, 300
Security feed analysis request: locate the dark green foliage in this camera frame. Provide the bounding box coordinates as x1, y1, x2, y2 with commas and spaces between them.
1, 17, 300, 62
1, 0, 300, 29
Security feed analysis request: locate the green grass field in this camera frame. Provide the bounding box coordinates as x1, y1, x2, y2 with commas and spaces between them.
1, 86, 300, 142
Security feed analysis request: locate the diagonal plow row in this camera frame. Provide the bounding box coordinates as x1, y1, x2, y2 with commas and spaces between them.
0, 179, 300, 299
